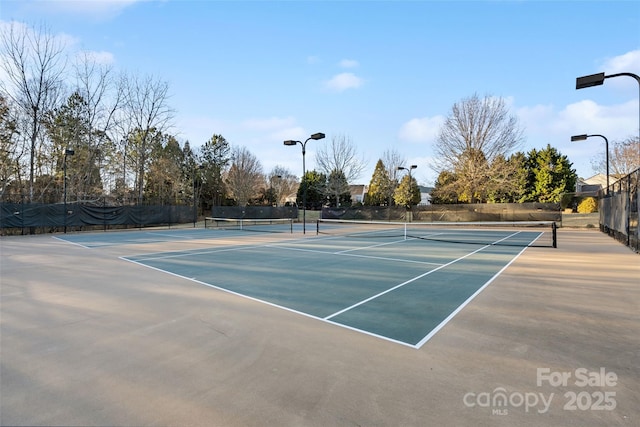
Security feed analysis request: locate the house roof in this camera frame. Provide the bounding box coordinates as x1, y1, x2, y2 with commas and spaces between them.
581, 173, 608, 186
349, 185, 368, 197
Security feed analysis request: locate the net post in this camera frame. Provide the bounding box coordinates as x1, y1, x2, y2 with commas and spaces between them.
316, 219, 319, 235
552, 222, 557, 248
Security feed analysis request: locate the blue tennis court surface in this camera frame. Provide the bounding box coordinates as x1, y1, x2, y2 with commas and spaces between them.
115, 230, 536, 348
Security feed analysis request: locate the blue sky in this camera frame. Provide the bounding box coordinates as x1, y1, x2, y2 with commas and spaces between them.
2, 0, 639, 185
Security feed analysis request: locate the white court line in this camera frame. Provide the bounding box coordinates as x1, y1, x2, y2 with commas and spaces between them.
145, 232, 204, 240
527, 232, 544, 246
119, 255, 419, 349
123, 232, 320, 261
324, 231, 522, 321
265, 243, 444, 266
128, 244, 267, 262
52, 235, 92, 249
121, 229, 527, 349
334, 238, 410, 254
339, 252, 442, 266
414, 243, 530, 349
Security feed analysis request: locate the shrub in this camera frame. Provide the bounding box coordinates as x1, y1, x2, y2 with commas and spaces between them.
560, 193, 575, 210
577, 197, 598, 213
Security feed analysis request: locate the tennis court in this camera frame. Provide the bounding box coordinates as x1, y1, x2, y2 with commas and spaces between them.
66, 220, 555, 348
2, 223, 639, 426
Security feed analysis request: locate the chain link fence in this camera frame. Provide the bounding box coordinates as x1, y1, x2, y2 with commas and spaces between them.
599, 167, 639, 252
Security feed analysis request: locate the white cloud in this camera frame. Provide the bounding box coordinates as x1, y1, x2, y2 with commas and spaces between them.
35, 0, 145, 19
77, 50, 115, 65
0, 20, 79, 49
516, 98, 638, 178
596, 49, 640, 90
518, 100, 637, 141
271, 126, 307, 142
339, 59, 359, 68
600, 49, 640, 75
0, 20, 79, 89
398, 116, 444, 143
325, 72, 364, 92
174, 115, 229, 146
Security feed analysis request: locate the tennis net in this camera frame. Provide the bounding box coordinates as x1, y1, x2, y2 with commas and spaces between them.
205, 217, 294, 233
316, 219, 557, 248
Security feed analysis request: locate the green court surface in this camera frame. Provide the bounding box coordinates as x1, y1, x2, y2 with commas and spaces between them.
53, 228, 226, 248
120, 231, 534, 348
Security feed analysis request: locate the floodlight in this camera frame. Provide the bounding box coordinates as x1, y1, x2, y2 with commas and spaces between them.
576, 73, 605, 89
282, 132, 325, 233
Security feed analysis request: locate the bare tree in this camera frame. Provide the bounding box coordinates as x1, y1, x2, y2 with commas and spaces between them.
226, 146, 264, 206
591, 136, 640, 177
73, 51, 123, 195
0, 22, 67, 201
382, 148, 405, 205
119, 73, 174, 203
0, 94, 21, 197
382, 148, 405, 183
268, 165, 297, 207
434, 93, 524, 203
315, 133, 366, 205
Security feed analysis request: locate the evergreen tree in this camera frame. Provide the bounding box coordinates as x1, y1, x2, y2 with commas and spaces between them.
520, 144, 577, 203
144, 134, 185, 204
486, 152, 527, 203
431, 170, 459, 204
199, 134, 231, 206
297, 170, 326, 209
45, 92, 103, 201
393, 174, 420, 208
365, 159, 393, 206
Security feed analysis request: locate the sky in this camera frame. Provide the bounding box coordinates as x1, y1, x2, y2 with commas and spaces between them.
1, 0, 639, 186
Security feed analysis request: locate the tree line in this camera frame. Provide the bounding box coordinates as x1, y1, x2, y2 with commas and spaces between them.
3, 23, 636, 212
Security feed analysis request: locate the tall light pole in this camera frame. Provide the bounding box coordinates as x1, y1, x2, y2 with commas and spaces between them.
571, 134, 610, 195
270, 174, 282, 207
63, 148, 75, 233
193, 164, 204, 227
397, 165, 417, 220
576, 71, 640, 169
284, 132, 325, 233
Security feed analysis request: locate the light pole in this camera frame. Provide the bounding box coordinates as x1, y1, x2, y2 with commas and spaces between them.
397, 165, 417, 220
284, 132, 325, 233
571, 134, 610, 195
63, 148, 75, 233
270, 174, 282, 207
576, 71, 640, 169
193, 164, 204, 227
